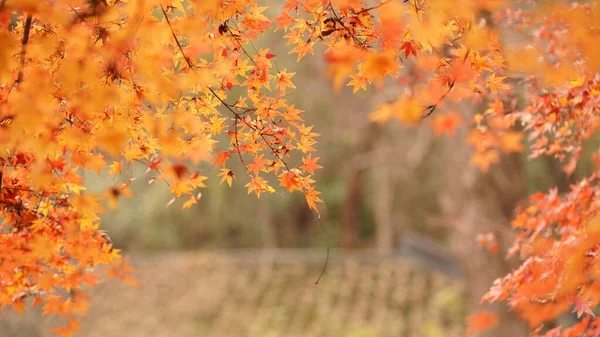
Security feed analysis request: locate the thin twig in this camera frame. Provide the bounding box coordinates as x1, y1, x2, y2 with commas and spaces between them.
354, 0, 393, 15
315, 214, 329, 285
327, 1, 369, 50
422, 48, 471, 118
225, 25, 258, 67
422, 80, 454, 118
233, 116, 249, 171
159, 5, 193, 69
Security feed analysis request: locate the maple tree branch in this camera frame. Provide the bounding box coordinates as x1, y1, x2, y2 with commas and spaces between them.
315, 226, 329, 284
0, 160, 4, 191
159, 4, 193, 70
16, 14, 33, 85
354, 0, 393, 15
224, 25, 258, 67
422, 48, 470, 118
233, 116, 249, 171
230, 22, 281, 72
407, 0, 423, 19
160, 5, 292, 173
326, 1, 369, 50
422, 80, 454, 118
429, 42, 451, 66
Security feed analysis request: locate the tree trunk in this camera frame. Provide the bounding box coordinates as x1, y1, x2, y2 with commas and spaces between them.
439, 129, 528, 337
340, 123, 382, 249
372, 142, 395, 253
341, 169, 363, 249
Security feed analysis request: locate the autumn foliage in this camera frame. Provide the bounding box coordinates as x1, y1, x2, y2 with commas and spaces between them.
1, 0, 600, 336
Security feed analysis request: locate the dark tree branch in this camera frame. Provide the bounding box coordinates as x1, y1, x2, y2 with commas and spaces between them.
16, 14, 33, 85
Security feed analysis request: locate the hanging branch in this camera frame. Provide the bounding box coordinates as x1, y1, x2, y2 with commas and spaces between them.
159, 4, 292, 172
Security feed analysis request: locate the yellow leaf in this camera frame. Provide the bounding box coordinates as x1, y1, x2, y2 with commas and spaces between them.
182, 197, 198, 209
486, 73, 510, 93
108, 161, 123, 177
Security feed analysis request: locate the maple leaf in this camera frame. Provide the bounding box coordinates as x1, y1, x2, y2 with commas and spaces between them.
279, 170, 303, 192
87, 153, 107, 173
476, 233, 499, 253
182, 196, 199, 209
29, 235, 55, 261
245, 176, 274, 197
300, 155, 322, 175
363, 51, 399, 79
274, 11, 295, 32
11, 299, 26, 316
106, 182, 133, 210
486, 73, 510, 93
218, 168, 235, 187
432, 111, 463, 136
470, 150, 500, 173
51, 318, 81, 337
347, 72, 369, 93
400, 41, 418, 58
108, 258, 138, 287
305, 187, 323, 212
275, 69, 297, 91
171, 181, 192, 197
108, 161, 123, 177
190, 174, 208, 188
97, 126, 127, 158
466, 311, 499, 335
248, 154, 270, 176
396, 97, 422, 125
213, 151, 231, 168
289, 40, 315, 61
499, 132, 524, 153
46, 156, 67, 172
572, 297, 596, 318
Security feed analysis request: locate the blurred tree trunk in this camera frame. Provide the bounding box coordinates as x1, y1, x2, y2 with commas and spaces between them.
372, 141, 395, 253
436, 8, 529, 335
341, 168, 363, 249
439, 128, 528, 337
341, 123, 381, 249
256, 197, 277, 247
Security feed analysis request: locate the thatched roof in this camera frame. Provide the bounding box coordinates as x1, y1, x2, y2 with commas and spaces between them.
2, 250, 466, 337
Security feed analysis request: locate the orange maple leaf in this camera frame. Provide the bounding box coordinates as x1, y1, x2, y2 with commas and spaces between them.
279, 170, 302, 192
499, 131, 523, 153
486, 73, 510, 93
432, 111, 463, 136
218, 168, 235, 187
213, 151, 231, 168
466, 311, 499, 335
305, 187, 323, 212
51, 318, 81, 337
470, 150, 500, 173
247, 154, 270, 176
300, 154, 322, 175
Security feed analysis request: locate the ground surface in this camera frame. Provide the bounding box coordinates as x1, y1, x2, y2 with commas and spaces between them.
2, 249, 465, 337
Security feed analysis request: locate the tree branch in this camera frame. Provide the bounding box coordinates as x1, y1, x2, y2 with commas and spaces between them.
16, 14, 33, 85
159, 5, 292, 172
